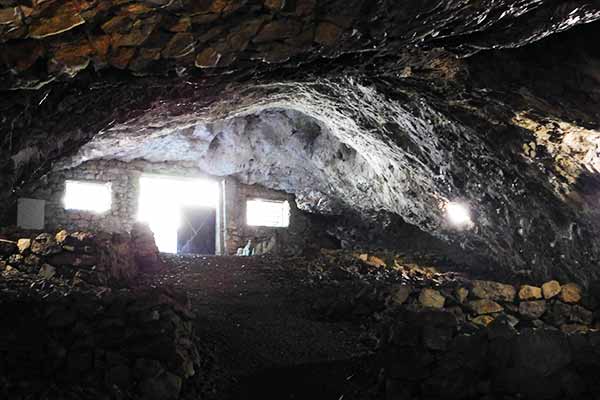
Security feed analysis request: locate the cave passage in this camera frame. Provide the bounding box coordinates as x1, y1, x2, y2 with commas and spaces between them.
4, 1, 600, 399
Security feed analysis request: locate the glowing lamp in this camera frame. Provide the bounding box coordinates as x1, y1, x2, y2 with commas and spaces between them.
446, 202, 472, 227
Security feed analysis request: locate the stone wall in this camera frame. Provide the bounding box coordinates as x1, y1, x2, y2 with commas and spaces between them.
222, 179, 334, 256
0, 226, 163, 284
376, 277, 600, 399
25, 159, 329, 256
0, 274, 202, 400
26, 159, 211, 234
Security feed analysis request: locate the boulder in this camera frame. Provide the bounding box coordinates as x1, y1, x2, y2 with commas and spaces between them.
468, 299, 503, 315
471, 280, 515, 302
419, 288, 445, 308
542, 280, 561, 299
519, 300, 546, 320
559, 283, 582, 304
518, 285, 542, 300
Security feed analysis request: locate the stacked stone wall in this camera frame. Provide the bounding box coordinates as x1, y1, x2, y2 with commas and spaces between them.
26, 159, 209, 233
376, 276, 600, 399
0, 277, 201, 400
222, 179, 325, 256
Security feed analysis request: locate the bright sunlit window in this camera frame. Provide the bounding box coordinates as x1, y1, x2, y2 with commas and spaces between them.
64, 180, 112, 213
247, 199, 290, 227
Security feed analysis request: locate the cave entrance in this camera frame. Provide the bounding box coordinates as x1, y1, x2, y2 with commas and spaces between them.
138, 174, 219, 255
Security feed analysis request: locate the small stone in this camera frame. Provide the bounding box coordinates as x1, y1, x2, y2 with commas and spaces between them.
17, 238, 31, 254
518, 285, 542, 300
55, 230, 69, 244
487, 315, 518, 340
162, 32, 195, 59
29, 13, 85, 39
264, 0, 284, 11
365, 255, 386, 268
31, 233, 62, 256
419, 288, 445, 308
388, 285, 412, 306
456, 287, 469, 303
3, 265, 18, 275
542, 280, 561, 299
315, 21, 343, 46
471, 280, 515, 302
468, 299, 503, 315
195, 47, 221, 68
472, 315, 495, 327
570, 305, 593, 325
24, 254, 41, 266
519, 300, 547, 320
38, 264, 56, 280
559, 283, 582, 304
561, 324, 589, 334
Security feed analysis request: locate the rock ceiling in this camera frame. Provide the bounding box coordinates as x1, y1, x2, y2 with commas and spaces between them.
3, 1, 600, 283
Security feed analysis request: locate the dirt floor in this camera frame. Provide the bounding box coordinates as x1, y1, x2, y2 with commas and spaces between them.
155, 254, 381, 400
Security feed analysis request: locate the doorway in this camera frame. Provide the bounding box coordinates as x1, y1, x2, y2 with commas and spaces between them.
138, 174, 219, 254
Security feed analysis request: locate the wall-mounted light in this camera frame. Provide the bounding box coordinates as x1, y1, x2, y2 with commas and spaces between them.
446, 201, 473, 228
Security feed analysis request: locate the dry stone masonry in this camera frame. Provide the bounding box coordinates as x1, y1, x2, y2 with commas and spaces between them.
0, 228, 209, 400
0, 226, 163, 283
309, 250, 600, 399
25, 158, 329, 256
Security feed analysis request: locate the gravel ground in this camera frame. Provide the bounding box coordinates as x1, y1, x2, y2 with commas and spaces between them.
155, 254, 380, 400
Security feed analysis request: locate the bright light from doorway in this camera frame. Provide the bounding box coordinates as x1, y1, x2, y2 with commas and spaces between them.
64, 180, 111, 213
446, 201, 472, 227
138, 175, 218, 253
247, 199, 290, 227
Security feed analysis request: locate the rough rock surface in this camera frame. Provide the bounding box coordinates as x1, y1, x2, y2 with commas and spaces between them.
2, 2, 600, 283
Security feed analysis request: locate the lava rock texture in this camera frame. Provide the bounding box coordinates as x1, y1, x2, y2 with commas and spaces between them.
3, 1, 600, 283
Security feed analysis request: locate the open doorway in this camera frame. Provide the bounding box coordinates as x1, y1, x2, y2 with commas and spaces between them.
138, 174, 219, 254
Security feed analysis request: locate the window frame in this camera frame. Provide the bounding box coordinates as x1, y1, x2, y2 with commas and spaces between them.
245, 198, 290, 228
63, 179, 112, 213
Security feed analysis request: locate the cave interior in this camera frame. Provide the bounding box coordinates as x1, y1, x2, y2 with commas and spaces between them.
3, 1, 600, 399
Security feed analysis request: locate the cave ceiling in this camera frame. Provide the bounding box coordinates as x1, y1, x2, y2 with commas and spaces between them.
3, 0, 600, 283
